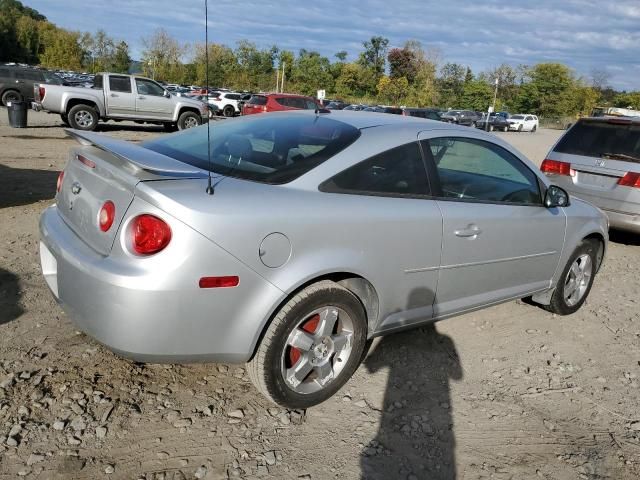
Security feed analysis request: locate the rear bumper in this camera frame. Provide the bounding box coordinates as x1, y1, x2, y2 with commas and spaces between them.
39, 204, 284, 363
31, 102, 42, 112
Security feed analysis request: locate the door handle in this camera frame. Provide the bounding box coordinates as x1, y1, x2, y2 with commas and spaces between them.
138, 96, 145, 99
454, 225, 482, 238
110, 93, 118, 97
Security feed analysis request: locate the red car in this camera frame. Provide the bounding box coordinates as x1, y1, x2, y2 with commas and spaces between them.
242, 93, 320, 115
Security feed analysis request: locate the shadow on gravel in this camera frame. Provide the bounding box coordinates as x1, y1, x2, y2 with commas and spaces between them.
608, 228, 640, 247
0, 163, 58, 208
0, 268, 23, 324
361, 320, 462, 479
97, 122, 164, 133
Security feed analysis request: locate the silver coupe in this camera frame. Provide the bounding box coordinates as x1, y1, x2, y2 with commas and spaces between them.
40, 111, 608, 408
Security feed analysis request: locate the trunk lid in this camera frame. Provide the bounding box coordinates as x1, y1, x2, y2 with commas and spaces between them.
57, 130, 206, 255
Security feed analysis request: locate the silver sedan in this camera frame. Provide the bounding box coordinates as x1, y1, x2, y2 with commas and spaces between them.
40, 111, 608, 408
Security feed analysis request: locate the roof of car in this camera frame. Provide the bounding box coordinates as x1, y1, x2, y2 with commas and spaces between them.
278, 109, 462, 131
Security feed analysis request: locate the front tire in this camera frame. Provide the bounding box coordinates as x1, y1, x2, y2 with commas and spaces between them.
67, 104, 98, 131
223, 105, 235, 117
177, 111, 201, 130
248, 280, 368, 409
545, 240, 598, 315
503, 126, 508, 132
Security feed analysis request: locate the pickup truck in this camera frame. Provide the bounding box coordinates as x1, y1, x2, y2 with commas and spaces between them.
33, 72, 208, 131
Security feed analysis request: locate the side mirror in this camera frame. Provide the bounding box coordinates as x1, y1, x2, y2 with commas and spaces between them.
164, 90, 171, 98
544, 185, 570, 208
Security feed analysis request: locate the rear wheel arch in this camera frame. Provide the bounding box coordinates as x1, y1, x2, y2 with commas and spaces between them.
66, 99, 100, 116
249, 272, 380, 361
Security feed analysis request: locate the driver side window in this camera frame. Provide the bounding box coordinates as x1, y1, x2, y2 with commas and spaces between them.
424, 137, 542, 205
135, 78, 165, 96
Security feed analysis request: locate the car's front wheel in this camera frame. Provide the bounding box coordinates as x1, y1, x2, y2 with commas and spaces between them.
248, 280, 368, 409
546, 240, 599, 315
177, 111, 201, 130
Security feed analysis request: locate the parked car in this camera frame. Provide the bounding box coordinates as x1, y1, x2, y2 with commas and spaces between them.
541, 116, 640, 233
241, 93, 320, 115
209, 92, 244, 117
237, 93, 253, 114
324, 100, 347, 110
403, 108, 443, 121
476, 112, 511, 132
363, 106, 403, 115
0, 65, 66, 106
40, 110, 607, 409
33, 72, 208, 131
343, 104, 367, 111
508, 114, 539, 132
440, 110, 481, 126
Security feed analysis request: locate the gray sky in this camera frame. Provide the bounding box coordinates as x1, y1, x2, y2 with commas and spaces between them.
28, 0, 640, 90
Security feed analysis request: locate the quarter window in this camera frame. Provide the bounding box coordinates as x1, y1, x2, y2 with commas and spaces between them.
109, 75, 132, 93
321, 143, 430, 196
425, 137, 541, 205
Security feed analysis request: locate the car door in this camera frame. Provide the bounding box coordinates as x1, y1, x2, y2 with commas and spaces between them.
419, 134, 566, 317
134, 78, 173, 119
105, 75, 136, 117
319, 141, 443, 334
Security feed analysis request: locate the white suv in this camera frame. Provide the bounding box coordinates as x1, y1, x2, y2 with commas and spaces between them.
210, 92, 243, 117
508, 114, 539, 132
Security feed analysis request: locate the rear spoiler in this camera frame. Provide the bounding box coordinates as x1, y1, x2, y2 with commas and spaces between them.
65, 129, 207, 177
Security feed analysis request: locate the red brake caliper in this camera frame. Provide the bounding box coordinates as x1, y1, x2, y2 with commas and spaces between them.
287, 314, 320, 367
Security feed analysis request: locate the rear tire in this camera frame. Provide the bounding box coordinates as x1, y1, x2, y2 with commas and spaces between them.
1, 89, 22, 106
67, 104, 98, 131
545, 240, 598, 315
223, 105, 235, 117
177, 111, 201, 130
248, 280, 368, 409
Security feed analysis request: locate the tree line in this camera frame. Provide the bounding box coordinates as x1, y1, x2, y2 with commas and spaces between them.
2, 0, 639, 118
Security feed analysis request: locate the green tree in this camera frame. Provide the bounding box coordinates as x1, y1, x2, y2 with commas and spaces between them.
437, 63, 467, 108
335, 62, 376, 98
515, 63, 575, 117
112, 41, 131, 73
290, 50, 333, 96
377, 75, 409, 105
461, 79, 493, 111
141, 28, 187, 82
359, 36, 389, 79
613, 91, 640, 110
38, 23, 84, 70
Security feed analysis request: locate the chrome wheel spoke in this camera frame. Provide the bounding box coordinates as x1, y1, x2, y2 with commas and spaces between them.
331, 333, 351, 356
565, 278, 578, 297
316, 307, 339, 337
314, 362, 334, 386
285, 356, 313, 388
287, 329, 315, 351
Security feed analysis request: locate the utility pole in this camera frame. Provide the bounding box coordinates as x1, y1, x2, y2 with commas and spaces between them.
275, 68, 280, 93
486, 78, 499, 132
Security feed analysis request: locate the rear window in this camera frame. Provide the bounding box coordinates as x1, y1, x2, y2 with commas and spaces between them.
143, 114, 361, 184
554, 120, 640, 161
248, 95, 267, 105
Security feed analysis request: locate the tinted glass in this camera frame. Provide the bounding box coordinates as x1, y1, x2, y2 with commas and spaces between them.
426, 137, 541, 204
511, 115, 524, 119
93, 75, 103, 89
305, 100, 318, 109
226, 94, 241, 100
554, 120, 640, 160
135, 78, 164, 96
42, 72, 64, 85
108, 75, 131, 93
248, 95, 267, 105
143, 114, 361, 184
321, 142, 429, 196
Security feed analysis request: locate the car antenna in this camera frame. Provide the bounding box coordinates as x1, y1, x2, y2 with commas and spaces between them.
204, 0, 214, 195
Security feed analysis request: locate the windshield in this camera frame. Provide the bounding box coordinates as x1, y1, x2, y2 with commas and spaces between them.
554, 119, 640, 161
143, 114, 361, 184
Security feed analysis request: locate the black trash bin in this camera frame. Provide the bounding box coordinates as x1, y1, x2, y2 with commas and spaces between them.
7, 101, 28, 128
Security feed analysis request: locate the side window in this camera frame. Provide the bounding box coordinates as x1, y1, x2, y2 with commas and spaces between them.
321, 142, 430, 197
109, 75, 132, 93
135, 78, 164, 96
305, 99, 318, 109
425, 137, 541, 205
275, 97, 289, 107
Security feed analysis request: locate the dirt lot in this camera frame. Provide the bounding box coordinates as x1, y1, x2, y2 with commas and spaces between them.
1, 110, 639, 480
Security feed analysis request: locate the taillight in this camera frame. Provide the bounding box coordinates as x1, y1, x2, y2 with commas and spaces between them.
39, 86, 45, 101
98, 201, 115, 232
617, 172, 640, 188
131, 214, 172, 255
540, 159, 575, 177
262, 105, 267, 112
56, 171, 64, 193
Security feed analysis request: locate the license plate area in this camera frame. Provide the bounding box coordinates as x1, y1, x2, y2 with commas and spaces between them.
576, 171, 618, 189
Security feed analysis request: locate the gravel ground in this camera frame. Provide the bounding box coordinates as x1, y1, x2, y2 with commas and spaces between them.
0, 110, 639, 480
